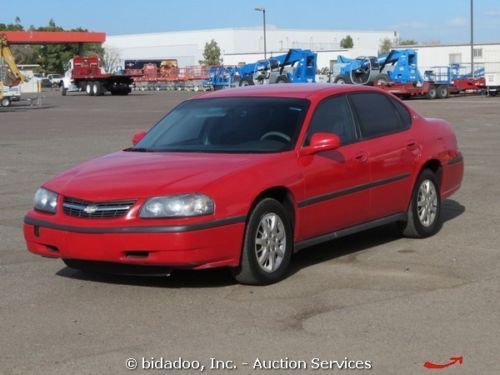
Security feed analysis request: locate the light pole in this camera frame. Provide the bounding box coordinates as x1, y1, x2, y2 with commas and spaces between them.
470, 0, 474, 78
255, 7, 267, 59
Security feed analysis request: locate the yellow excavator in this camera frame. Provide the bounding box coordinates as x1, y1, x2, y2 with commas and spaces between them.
1, 34, 25, 107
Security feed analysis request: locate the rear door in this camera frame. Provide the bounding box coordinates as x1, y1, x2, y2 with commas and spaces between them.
348, 92, 418, 219
298, 94, 371, 241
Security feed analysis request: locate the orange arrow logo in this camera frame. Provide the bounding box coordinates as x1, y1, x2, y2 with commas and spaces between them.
424, 356, 463, 369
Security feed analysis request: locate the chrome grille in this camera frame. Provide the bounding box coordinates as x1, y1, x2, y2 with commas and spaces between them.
63, 197, 136, 218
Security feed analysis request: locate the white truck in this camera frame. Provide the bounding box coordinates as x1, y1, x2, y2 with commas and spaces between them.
484, 51, 500, 97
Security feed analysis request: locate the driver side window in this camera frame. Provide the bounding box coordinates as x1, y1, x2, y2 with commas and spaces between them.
305, 95, 357, 145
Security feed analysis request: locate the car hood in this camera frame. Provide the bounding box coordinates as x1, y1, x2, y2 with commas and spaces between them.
44, 151, 274, 201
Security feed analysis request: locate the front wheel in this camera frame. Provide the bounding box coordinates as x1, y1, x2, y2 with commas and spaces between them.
276, 75, 289, 84
426, 86, 438, 100
436, 85, 449, 99
239, 77, 254, 87
400, 169, 441, 238
233, 198, 293, 285
334, 75, 351, 84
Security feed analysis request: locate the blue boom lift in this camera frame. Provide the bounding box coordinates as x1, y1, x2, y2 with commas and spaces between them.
207, 49, 317, 89
334, 49, 422, 85
333, 49, 484, 99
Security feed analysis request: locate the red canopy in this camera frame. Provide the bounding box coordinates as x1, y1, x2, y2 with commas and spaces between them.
1, 31, 106, 44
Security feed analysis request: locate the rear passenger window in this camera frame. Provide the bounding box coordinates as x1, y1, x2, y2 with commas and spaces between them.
349, 93, 406, 138
306, 95, 357, 145
390, 97, 412, 129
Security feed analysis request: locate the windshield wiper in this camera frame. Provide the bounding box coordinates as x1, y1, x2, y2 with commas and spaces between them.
125, 147, 151, 152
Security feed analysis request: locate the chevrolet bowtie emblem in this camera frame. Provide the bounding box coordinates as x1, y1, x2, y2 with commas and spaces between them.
83, 205, 98, 214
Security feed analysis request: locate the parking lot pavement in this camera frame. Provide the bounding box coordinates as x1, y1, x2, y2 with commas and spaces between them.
1, 91, 499, 374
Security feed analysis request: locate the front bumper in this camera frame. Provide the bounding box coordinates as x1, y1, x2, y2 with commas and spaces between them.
23, 213, 246, 270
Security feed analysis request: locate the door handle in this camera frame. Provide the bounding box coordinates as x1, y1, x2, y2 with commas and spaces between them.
355, 152, 368, 162
406, 140, 418, 150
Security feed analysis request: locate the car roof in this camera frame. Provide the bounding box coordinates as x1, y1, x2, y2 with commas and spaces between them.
195, 83, 386, 101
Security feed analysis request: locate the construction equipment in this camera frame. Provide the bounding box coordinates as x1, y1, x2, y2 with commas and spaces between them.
333, 49, 485, 99
0, 34, 25, 107
207, 49, 317, 90
60, 56, 135, 96
333, 55, 383, 85
126, 59, 210, 91
334, 49, 422, 85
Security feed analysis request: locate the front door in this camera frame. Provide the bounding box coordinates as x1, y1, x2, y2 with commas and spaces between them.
298, 94, 371, 241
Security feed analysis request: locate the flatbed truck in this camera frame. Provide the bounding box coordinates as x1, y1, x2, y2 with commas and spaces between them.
60, 56, 134, 96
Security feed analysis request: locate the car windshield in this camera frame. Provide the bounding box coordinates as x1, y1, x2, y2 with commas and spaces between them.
131, 97, 309, 153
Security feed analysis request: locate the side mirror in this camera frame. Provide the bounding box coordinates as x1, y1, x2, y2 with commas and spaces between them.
132, 130, 147, 146
301, 133, 341, 155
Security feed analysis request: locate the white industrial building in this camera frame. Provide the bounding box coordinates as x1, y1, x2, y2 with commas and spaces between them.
396, 42, 500, 73
105, 26, 399, 70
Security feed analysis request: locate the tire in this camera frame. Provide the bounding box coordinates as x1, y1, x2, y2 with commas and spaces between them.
373, 73, 391, 84
276, 75, 289, 84
85, 82, 93, 96
239, 77, 254, 87
334, 75, 351, 84
233, 198, 293, 285
436, 85, 449, 99
1, 97, 11, 107
426, 86, 437, 100
401, 169, 442, 238
92, 81, 104, 96
60, 85, 67, 96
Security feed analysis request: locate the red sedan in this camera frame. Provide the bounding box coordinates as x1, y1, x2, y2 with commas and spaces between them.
24, 84, 464, 284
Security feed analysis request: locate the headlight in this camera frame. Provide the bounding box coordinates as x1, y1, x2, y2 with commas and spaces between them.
34, 188, 58, 214
140, 194, 214, 218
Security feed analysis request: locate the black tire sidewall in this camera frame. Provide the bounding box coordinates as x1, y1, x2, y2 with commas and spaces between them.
427, 87, 437, 99
242, 199, 293, 284
410, 170, 441, 237
334, 75, 350, 84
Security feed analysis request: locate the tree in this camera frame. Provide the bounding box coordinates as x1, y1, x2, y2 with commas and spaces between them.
100, 48, 121, 73
0, 17, 24, 31
340, 35, 353, 49
399, 39, 417, 46
379, 38, 393, 55
199, 39, 222, 66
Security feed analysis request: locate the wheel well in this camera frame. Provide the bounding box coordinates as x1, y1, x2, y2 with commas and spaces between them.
421, 159, 442, 183
250, 187, 296, 230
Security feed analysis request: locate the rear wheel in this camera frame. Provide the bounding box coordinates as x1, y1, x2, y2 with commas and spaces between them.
436, 85, 449, 99
373, 73, 391, 85
233, 198, 293, 285
92, 81, 104, 96
1, 97, 11, 107
401, 169, 441, 238
85, 82, 93, 96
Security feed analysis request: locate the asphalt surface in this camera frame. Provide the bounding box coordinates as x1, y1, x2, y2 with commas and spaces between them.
1, 90, 499, 375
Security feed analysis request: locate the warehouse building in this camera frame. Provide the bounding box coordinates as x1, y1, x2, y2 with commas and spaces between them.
104, 26, 399, 70
396, 42, 500, 73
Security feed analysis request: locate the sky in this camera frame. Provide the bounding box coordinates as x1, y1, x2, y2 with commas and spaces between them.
1, 0, 499, 44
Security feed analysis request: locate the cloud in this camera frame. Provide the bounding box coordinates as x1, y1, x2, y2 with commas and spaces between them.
447, 17, 467, 26
486, 10, 500, 17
